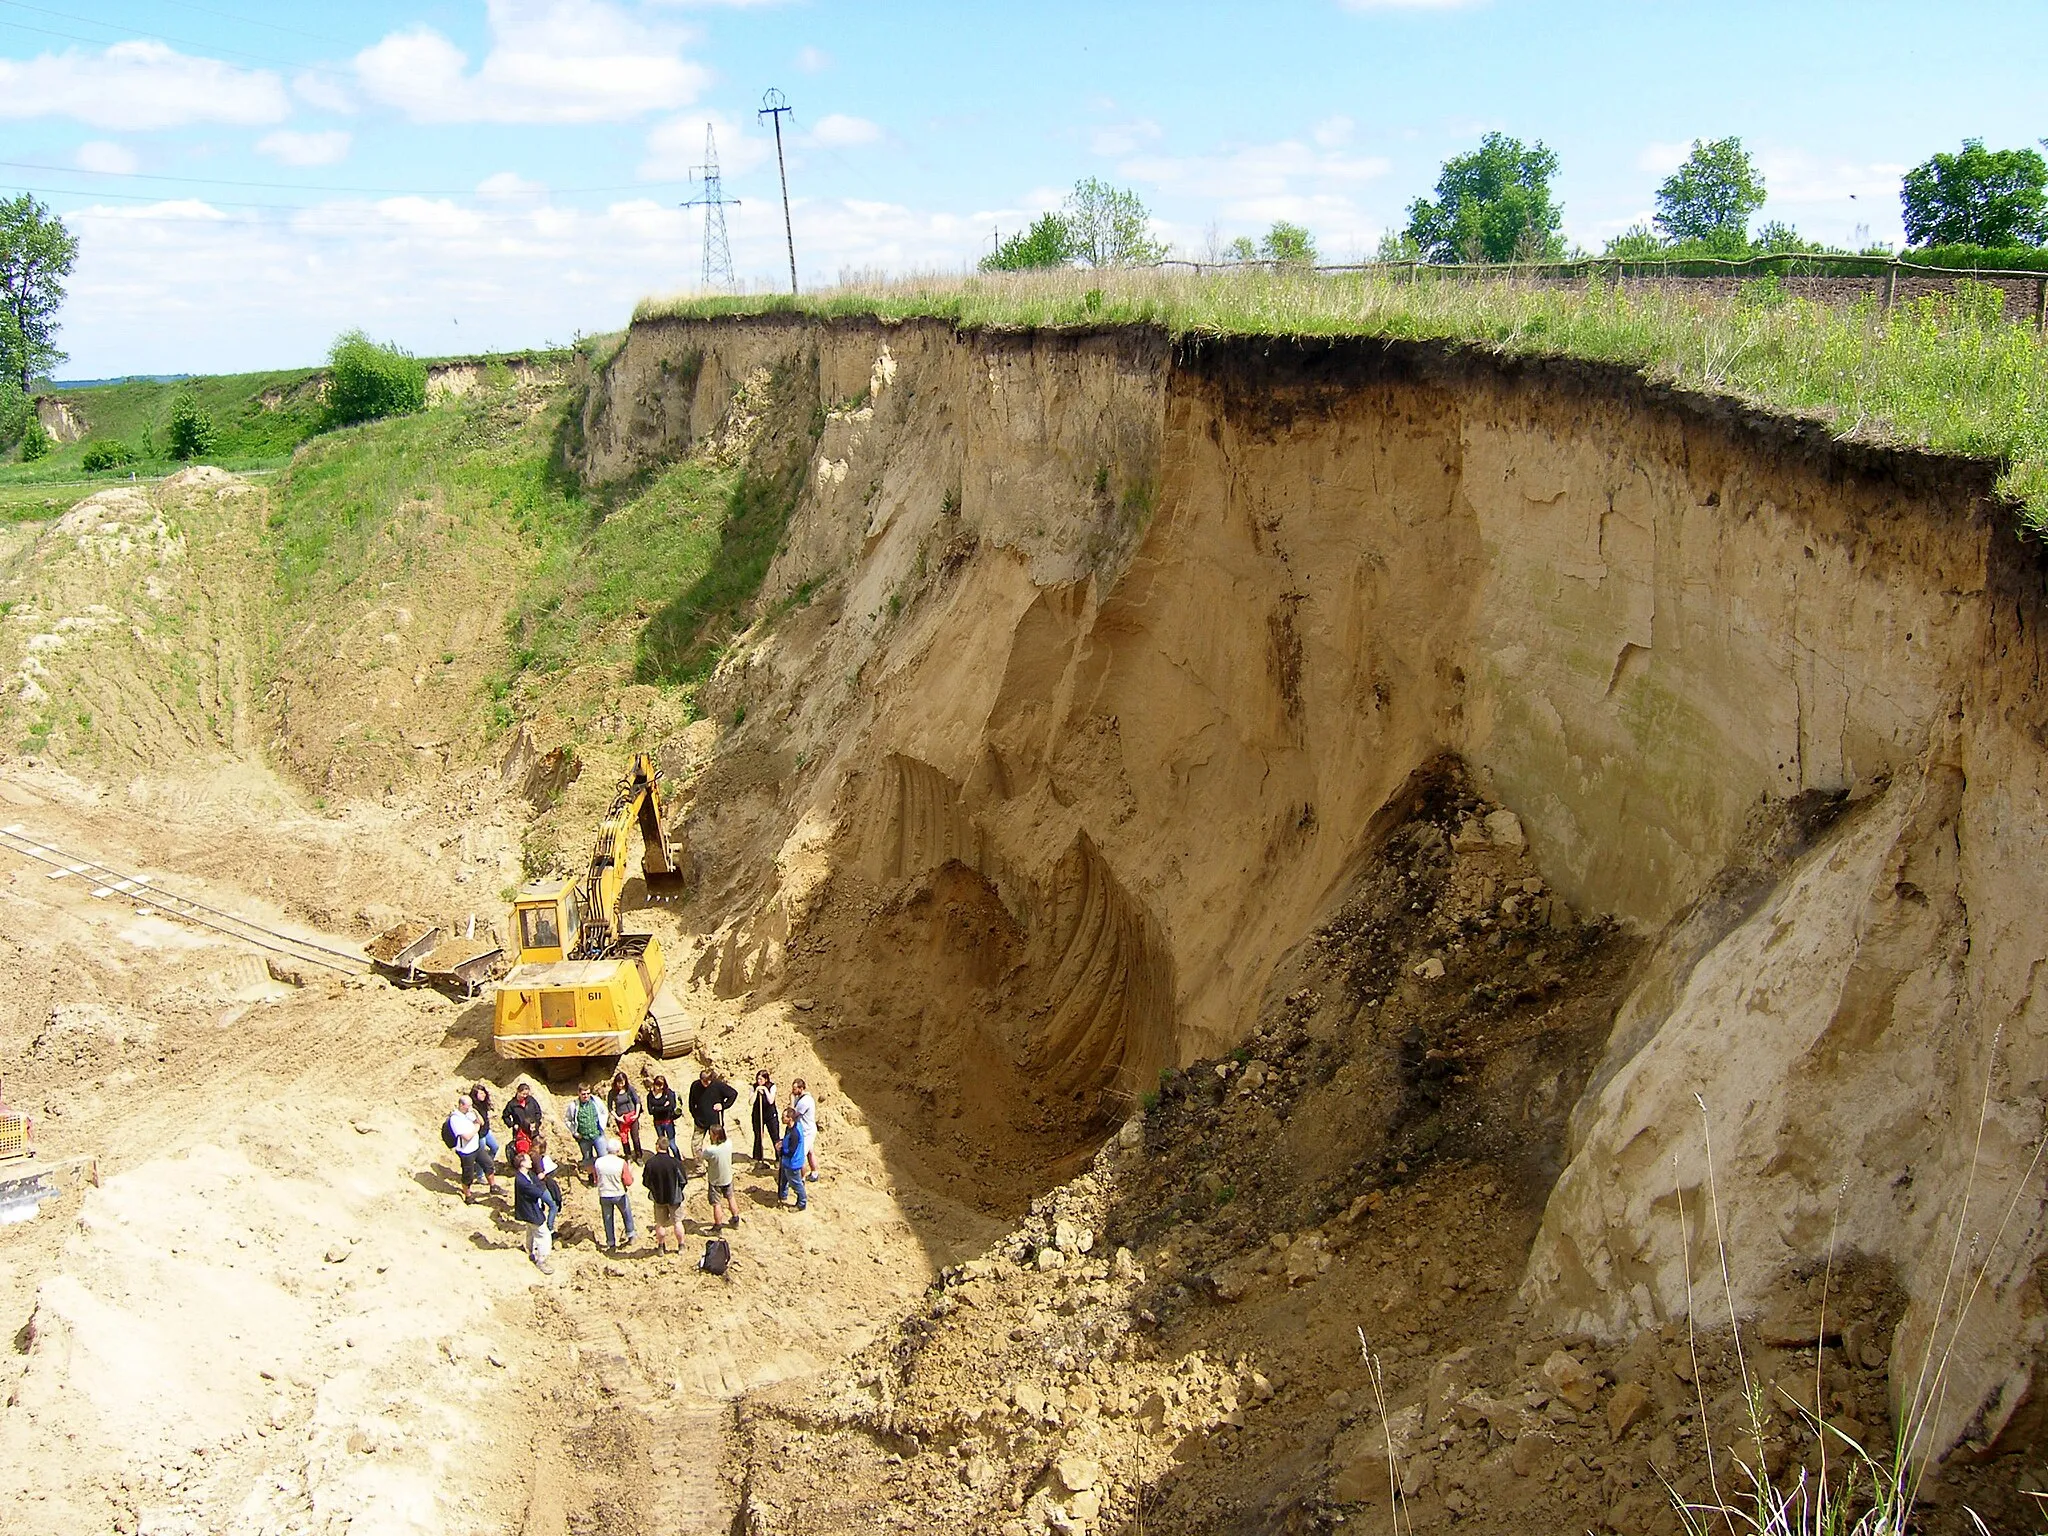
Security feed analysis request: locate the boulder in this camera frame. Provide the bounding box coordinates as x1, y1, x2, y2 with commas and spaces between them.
1483, 809, 1526, 849
1053, 1452, 1099, 1493
1542, 1350, 1600, 1411
1510, 1429, 1566, 1478
1606, 1381, 1652, 1440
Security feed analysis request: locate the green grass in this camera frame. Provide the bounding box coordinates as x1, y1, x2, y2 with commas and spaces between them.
266, 381, 583, 606
508, 457, 737, 680
640, 267, 2048, 526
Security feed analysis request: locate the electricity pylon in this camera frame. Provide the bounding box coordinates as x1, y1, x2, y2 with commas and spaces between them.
680, 124, 740, 292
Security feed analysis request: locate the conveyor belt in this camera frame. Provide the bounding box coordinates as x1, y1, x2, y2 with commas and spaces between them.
0, 823, 367, 975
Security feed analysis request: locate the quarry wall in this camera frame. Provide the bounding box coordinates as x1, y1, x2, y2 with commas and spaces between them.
580, 313, 2048, 1459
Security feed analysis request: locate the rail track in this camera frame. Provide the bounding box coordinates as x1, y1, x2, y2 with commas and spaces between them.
0, 822, 367, 976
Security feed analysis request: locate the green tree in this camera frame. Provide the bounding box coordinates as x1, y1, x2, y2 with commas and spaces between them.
1225, 235, 1258, 263
980, 212, 1074, 272
1602, 223, 1664, 259
1754, 221, 1823, 255
325, 330, 427, 427
0, 194, 81, 391
1374, 230, 1421, 263
1260, 221, 1316, 264
1900, 139, 2048, 248
18, 416, 47, 461
1654, 137, 1766, 250
1062, 178, 1166, 268
166, 390, 218, 460
1404, 133, 1564, 263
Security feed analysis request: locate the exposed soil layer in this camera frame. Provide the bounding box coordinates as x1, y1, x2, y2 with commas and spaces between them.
10, 302, 2048, 1536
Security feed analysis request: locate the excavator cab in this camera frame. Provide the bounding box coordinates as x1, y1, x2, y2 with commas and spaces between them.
511, 878, 582, 964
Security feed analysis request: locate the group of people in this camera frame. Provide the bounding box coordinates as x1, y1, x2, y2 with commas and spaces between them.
442, 1064, 819, 1275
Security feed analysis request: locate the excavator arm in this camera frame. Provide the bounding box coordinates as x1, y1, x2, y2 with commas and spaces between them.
573, 752, 678, 957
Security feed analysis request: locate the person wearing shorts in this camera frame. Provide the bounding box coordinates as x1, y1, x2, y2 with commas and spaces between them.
702, 1122, 739, 1230
642, 1139, 687, 1254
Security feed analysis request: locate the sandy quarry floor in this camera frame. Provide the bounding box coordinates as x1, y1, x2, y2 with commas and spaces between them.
0, 758, 1013, 1536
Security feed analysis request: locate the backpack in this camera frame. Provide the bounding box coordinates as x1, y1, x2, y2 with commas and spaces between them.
441, 1118, 458, 1149
698, 1237, 731, 1277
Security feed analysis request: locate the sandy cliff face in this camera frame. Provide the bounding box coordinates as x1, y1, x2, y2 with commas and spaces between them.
579, 314, 2048, 1459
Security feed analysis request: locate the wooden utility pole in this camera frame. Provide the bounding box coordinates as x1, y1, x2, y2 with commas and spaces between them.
759, 88, 798, 295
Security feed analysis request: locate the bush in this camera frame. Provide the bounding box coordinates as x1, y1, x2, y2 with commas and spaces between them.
80, 438, 135, 471
18, 419, 47, 461
166, 390, 218, 460
324, 330, 427, 427
0, 381, 32, 451
1904, 243, 2048, 273
981, 212, 1073, 272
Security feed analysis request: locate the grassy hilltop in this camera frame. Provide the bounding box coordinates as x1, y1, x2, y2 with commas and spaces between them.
644, 266, 2048, 525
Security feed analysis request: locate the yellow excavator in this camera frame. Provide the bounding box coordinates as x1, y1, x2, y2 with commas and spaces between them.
491, 752, 693, 1067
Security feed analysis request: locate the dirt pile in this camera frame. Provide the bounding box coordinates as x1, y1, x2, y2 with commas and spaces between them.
0, 466, 268, 779
723, 765, 1938, 1534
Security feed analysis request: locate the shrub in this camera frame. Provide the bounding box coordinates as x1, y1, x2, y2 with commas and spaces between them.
166, 390, 217, 460
324, 330, 427, 427
80, 438, 135, 471
0, 380, 32, 450
18, 418, 47, 461
981, 212, 1073, 272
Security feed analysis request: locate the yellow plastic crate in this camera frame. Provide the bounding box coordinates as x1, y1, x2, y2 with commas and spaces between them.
0, 1112, 30, 1162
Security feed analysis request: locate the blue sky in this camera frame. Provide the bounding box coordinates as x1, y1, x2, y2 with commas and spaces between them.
3, 0, 2044, 376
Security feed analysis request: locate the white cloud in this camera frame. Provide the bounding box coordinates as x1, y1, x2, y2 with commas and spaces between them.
641, 111, 772, 179
1753, 149, 1905, 209
478, 171, 550, 200
56, 182, 1018, 377
1090, 119, 1163, 157
293, 70, 356, 115
1636, 141, 1693, 176
257, 130, 353, 167
1313, 115, 1355, 149
806, 114, 882, 149
0, 41, 289, 130
1124, 137, 1391, 202
75, 141, 140, 176
795, 46, 831, 73
356, 0, 709, 124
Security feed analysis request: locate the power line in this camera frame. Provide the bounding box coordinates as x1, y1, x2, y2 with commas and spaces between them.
115, 0, 356, 49
678, 124, 740, 292
759, 86, 797, 295
0, 158, 691, 198
0, 0, 352, 80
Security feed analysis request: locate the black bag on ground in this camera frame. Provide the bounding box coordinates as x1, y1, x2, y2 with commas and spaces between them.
699, 1237, 731, 1277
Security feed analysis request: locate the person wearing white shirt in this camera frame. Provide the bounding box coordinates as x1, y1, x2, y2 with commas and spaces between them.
446, 1097, 497, 1203
592, 1137, 638, 1251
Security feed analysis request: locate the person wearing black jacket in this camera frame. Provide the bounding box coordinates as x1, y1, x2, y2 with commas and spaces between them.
512, 1154, 553, 1274
750, 1070, 781, 1170
608, 1071, 643, 1161
688, 1066, 738, 1159
645, 1075, 680, 1157
503, 1083, 545, 1139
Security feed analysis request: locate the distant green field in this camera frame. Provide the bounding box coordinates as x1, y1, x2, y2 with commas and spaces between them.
26, 368, 324, 473
2, 351, 577, 518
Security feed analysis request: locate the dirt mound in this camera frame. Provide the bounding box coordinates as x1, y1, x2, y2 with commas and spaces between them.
721, 765, 1957, 1534
0, 467, 268, 775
